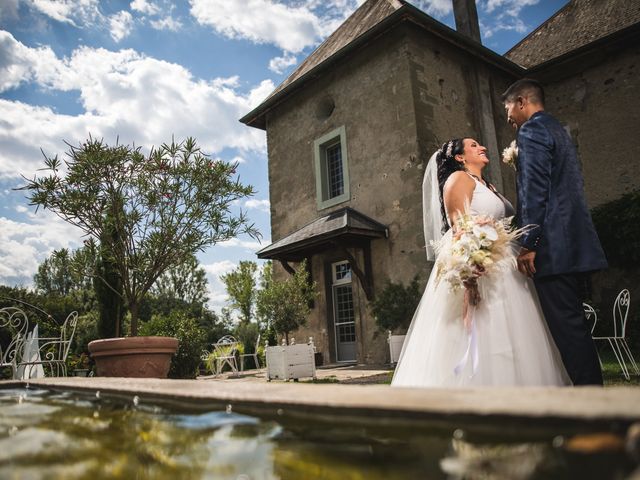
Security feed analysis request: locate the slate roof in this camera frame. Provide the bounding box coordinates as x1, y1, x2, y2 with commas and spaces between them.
256, 207, 387, 260
267, 0, 403, 101
506, 0, 640, 68
240, 0, 522, 129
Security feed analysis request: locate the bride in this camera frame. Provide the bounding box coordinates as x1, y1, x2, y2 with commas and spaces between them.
391, 138, 571, 387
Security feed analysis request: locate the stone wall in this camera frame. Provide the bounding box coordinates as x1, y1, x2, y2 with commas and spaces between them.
543, 45, 640, 208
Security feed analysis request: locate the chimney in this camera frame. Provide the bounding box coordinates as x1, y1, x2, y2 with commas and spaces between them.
453, 0, 482, 43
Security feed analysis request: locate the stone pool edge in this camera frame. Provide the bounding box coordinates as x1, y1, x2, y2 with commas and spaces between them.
3, 377, 639, 434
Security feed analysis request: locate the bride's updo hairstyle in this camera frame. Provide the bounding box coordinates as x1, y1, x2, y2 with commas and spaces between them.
435, 138, 468, 233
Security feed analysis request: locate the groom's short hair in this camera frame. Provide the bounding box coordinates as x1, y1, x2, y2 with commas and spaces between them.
502, 78, 545, 106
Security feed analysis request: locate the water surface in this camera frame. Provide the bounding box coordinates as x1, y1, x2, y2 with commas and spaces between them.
0, 387, 634, 479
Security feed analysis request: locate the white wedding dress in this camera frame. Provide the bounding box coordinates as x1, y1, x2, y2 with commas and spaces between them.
392, 175, 571, 387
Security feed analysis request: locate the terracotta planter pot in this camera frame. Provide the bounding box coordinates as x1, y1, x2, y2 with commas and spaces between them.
88, 336, 179, 378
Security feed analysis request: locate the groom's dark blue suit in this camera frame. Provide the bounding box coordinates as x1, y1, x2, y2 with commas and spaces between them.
517, 110, 607, 385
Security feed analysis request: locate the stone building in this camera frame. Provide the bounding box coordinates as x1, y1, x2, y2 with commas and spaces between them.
241, 0, 640, 365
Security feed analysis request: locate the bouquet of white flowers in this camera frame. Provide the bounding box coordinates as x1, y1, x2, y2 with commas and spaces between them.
433, 208, 523, 328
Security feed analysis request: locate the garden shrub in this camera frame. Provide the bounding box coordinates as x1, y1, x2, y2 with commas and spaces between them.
370, 276, 421, 333
139, 311, 206, 379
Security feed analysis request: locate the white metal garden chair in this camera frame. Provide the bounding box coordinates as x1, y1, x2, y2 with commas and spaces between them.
584, 302, 603, 369
590, 289, 638, 380
0, 307, 30, 379
211, 335, 239, 376
239, 334, 261, 372
17, 311, 78, 378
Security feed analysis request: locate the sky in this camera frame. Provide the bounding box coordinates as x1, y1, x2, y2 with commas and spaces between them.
0, 0, 567, 312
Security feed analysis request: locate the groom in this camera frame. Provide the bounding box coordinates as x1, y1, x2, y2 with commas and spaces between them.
502, 78, 607, 386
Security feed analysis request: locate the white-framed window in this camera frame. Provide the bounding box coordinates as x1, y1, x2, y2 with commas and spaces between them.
314, 126, 350, 210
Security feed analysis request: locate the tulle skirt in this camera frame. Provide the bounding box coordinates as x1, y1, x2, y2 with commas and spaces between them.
391, 249, 571, 388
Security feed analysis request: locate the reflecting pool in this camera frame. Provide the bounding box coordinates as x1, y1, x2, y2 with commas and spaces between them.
0, 387, 635, 479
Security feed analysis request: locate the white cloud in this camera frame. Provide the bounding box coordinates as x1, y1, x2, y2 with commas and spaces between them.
268, 53, 297, 74
203, 259, 237, 277
481, 17, 528, 39
245, 199, 270, 213
0, 32, 271, 179
217, 238, 264, 252
409, 0, 452, 16
130, 0, 160, 16
0, 30, 61, 92
247, 79, 275, 109
0, 0, 19, 21
189, 0, 325, 53
150, 16, 182, 31
478, 0, 538, 39
28, 0, 101, 26
202, 259, 237, 311
0, 213, 84, 286
484, 0, 540, 16
109, 11, 134, 42
231, 155, 246, 164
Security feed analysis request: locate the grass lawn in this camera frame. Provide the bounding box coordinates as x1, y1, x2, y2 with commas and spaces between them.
600, 348, 640, 386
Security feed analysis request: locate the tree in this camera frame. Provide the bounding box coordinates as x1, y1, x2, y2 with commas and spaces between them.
34, 247, 94, 296
256, 261, 316, 344
221, 260, 257, 324
22, 136, 259, 335
94, 207, 125, 338
151, 253, 209, 307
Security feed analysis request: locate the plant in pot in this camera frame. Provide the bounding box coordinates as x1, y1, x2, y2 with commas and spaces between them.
21, 137, 258, 377
256, 261, 316, 345
370, 276, 421, 364
256, 261, 318, 380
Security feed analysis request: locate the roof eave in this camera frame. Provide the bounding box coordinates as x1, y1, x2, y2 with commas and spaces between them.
256, 226, 386, 260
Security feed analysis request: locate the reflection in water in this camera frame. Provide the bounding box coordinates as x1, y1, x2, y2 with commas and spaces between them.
441, 438, 556, 479
0, 388, 635, 479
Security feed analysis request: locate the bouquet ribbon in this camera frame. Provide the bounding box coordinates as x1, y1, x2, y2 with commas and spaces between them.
454, 286, 480, 377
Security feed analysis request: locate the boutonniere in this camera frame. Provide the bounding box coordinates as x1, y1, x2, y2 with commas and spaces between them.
502, 140, 518, 171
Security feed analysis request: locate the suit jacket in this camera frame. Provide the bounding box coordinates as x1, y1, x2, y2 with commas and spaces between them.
516, 111, 608, 278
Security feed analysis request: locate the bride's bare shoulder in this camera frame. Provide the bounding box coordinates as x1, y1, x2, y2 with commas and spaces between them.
443, 171, 474, 193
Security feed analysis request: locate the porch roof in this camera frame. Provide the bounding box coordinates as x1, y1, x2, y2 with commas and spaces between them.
256, 207, 388, 261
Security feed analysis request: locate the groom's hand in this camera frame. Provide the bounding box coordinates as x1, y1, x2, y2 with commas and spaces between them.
517, 248, 537, 277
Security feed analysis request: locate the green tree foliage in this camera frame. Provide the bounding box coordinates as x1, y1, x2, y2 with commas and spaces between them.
591, 189, 640, 269
22, 136, 259, 335
198, 308, 233, 348
71, 311, 100, 358
33, 247, 94, 296
370, 276, 421, 333
139, 311, 206, 379
256, 261, 316, 344
221, 260, 257, 324
151, 253, 209, 307
234, 320, 260, 358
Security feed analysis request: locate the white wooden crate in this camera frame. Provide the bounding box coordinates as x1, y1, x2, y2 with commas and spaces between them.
266, 343, 316, 381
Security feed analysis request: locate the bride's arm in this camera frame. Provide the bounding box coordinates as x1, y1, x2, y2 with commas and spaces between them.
443, 171, 475, 230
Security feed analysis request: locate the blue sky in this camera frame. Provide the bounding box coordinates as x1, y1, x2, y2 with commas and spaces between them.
0, 0, 566, 311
